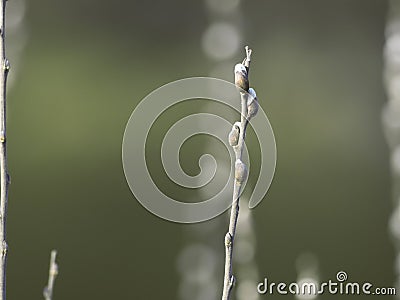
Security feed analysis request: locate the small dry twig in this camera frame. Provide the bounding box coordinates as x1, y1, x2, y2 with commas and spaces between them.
0, 1, 10, 299
43, 250, 59, 300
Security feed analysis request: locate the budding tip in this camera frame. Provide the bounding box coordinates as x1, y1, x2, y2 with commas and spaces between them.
234, 63, 247, 74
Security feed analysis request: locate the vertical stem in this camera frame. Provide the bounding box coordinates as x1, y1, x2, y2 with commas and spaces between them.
0, 1, 9, 299
43, 250, 58, 300
222, 47, 253, 300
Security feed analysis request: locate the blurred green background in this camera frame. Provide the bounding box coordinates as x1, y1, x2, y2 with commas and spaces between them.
3, 0, 394, 299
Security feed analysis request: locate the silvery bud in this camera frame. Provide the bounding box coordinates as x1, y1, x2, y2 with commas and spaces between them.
234, 63, 249, 92
235, 159, 248, 183
228, 123, 240, 147
247, 88, 259, 119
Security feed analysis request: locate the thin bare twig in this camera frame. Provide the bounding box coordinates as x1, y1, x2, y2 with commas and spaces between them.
0, 1, 9, 299
222, 46, 259, 300
43, 250, 58, 300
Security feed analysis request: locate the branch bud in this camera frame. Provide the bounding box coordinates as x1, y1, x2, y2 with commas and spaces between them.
234, 63, 249, 92
247, 88, 259, 119
228, 123, 240, 147
225, 232, 232, 246
234, 159, 247, 183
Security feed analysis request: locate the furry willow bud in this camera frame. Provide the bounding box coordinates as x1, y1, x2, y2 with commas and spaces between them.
228, 123, 240, 147
247, 88, 259, 119
234, 159, 247, 183
234, 63, 249, 92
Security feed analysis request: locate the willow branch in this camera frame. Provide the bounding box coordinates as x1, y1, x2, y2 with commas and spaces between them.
0, 1, 9, 299
222, 46, 259, 300
43, 250, 58, 300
